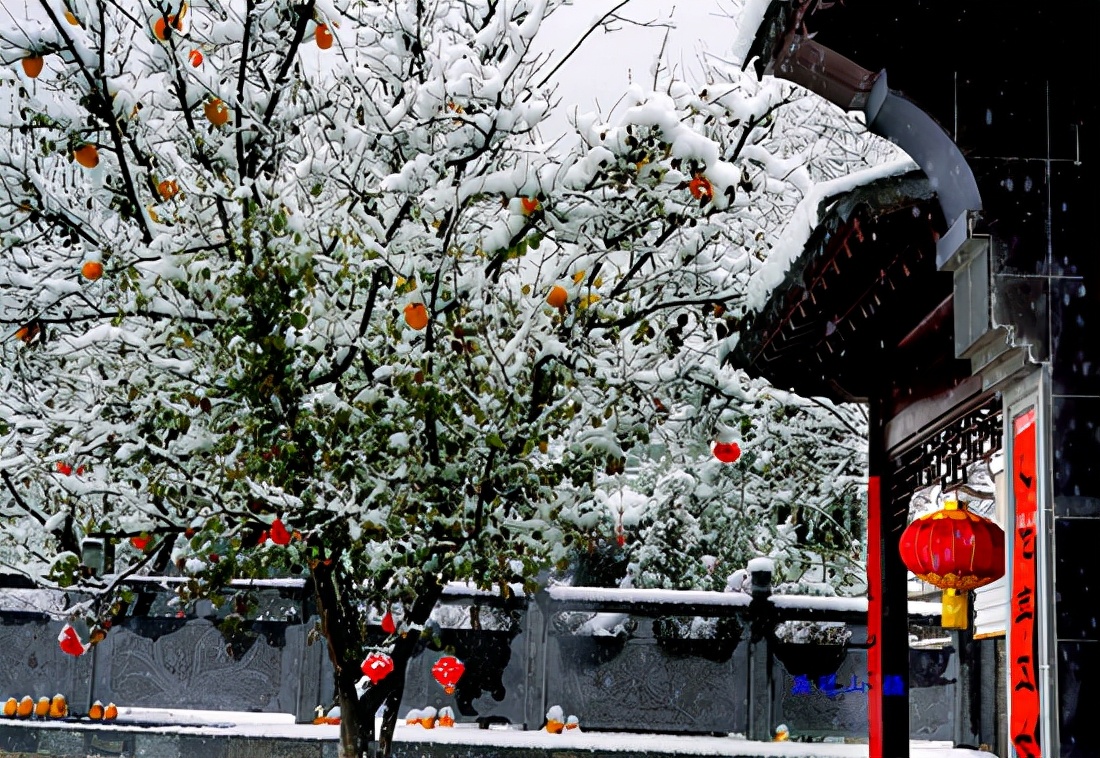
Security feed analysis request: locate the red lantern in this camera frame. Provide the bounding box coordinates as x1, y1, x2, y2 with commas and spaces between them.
713, 442, 741, 463
431, 656, 465, 695
899, 500, 1005, 628
360, 652, 394, 685
381, 610, 396, 634
58, 623, 87, 657
269, 518, 291, 546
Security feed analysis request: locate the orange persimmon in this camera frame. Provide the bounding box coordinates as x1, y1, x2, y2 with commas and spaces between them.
204, 98, 229, 126
21, 56, 44, 78
403, 302, 428, 330
152, 14, 182, 41
546, 285, 567, 308
73, 144, 99, 169
688, 174, 713, 202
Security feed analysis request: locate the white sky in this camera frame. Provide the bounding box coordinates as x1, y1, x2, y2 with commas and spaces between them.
534, 1, 743, 139
1, 0, 746, 141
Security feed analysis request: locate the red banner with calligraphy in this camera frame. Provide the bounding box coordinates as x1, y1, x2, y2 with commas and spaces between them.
867, 475, 882, 758
1010, 408, 1040, 758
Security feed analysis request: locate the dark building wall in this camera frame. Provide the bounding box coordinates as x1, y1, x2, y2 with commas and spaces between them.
809, 4, 1098, 755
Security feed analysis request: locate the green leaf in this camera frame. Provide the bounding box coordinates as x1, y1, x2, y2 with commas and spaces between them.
487, 433, 506, 451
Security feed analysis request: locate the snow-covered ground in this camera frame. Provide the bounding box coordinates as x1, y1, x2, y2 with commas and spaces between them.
9, 707, 995, 757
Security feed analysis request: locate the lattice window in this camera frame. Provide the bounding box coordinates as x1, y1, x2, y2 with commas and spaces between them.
892, 398, 1003, 502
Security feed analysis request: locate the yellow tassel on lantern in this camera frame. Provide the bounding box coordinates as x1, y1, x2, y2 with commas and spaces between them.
942, 588, 968, 629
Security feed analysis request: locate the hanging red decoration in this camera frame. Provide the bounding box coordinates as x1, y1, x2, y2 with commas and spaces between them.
360, 652, 394, 685
58, 624, 86, 657
431, 656, 465, 694
381, 610, 396, 634
269, 518, 291, 546
899, 500, 1005, 628
712, 442, 741, 463
130, 535, 150, 550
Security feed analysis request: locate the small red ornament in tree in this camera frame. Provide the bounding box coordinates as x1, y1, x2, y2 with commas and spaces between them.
360, 652, 395, 685
130, 535, 150, 550
713, 441, 741, 463
56, 462, 73, 476
381, 610, 396, 634
269, 518, 291, 546
58, 624, 86, 656
432, 656, 465, 695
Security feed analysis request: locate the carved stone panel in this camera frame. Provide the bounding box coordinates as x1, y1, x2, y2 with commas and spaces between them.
545, 620, 747, 735
909, 645, 958, 741
773, 641, 958, 740
773, 646, 870, 737
93, 618, 290, 712
0, 618, 93, 706
398, 627, 527, 727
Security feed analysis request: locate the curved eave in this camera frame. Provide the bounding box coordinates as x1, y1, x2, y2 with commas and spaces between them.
728, 172, 954, 401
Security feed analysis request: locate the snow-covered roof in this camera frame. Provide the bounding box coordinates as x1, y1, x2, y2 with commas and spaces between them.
744, 157, 917, 316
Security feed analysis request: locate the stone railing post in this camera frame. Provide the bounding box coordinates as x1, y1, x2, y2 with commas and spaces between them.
746, 557, 774, 742
523, 585, 550, 731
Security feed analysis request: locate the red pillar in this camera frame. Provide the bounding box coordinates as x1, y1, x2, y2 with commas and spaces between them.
868, 397, 910, 757
867, 474, 885, 754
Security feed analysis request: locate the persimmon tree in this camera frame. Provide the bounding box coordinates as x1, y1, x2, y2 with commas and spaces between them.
0, 0, 889, 754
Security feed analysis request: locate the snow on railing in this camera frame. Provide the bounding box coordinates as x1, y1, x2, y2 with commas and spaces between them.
1, 576, 943, 617
548, 585, 752, 607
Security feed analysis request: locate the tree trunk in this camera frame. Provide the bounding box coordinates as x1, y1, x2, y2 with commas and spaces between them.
336, 664, 381, 758
314, 563, 446, 758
